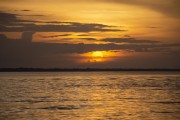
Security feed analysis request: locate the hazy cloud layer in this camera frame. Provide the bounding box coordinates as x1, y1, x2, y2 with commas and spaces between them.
103, 0, 180, 18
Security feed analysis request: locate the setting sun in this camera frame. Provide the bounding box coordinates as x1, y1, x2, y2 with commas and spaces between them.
79, 51, 121, 63
92, 51, 104, 58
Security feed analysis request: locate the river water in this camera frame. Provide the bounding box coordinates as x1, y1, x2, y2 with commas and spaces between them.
0, 72, 179, 120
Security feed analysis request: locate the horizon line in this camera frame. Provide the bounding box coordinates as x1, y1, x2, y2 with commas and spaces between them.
0, 68, 180, 72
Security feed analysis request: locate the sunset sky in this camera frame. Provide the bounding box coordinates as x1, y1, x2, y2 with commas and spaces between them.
0, 0, 180, 68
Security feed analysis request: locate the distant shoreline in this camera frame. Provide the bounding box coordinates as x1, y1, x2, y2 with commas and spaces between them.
0, 68, 180, 72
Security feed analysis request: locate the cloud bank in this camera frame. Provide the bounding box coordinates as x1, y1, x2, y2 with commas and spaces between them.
0, 12, 122, 32
0, 32, 179, 68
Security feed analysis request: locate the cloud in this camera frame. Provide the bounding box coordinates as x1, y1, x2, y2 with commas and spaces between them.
0, 12, 19, 25
0, 12, 38, 25
0, 24, 122, 32
145, 26, 160, 29
0, 32, 179, 54
79, 37, 160, 44
21, 9, 31, 12
80, 38, 97, 41
72, 37, 160, 44
101, 38, 160, 44
41, 34, 72, 38
20, 15, 45, 17
0, 32, 179, 68
21, 32, 35, 43
124, 35, 131, 38
14, 9, 31, 12
0, 12, 123, 32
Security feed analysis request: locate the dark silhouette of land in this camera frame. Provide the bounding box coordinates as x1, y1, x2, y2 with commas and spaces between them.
0, 68, 180, 72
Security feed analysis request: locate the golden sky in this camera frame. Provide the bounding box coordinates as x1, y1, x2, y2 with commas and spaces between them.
0, 0, 180, 68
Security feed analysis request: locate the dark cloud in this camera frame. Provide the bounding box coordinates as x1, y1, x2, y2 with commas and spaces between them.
73, 37, 160, 44
21, 10, 31, 12
0, 12, 38, 25
21, 15, 45, 17
124, 35, 131, 37
1, 32, 176, 54
145, 26, 160, 29
0, 23, 122, 32
0, 32, 179, 68
80, 38, 97, 41
0, 12, 122, 32
14, 10, 31, 12
21, 32, 35, 43
41, 34, 72, 38
101, 38, 160, 44
0, 12, 19, 25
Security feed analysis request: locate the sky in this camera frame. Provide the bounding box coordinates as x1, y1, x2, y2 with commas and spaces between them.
0, 0, 180, 68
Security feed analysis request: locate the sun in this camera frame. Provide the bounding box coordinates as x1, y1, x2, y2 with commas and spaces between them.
79, 50, 121, 63
92, 51, 104, 58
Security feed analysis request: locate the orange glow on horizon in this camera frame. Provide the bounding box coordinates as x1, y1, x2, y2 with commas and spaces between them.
78, 51, 124, 63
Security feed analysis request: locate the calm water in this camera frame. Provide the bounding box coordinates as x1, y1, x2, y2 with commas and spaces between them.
0, 72, 180, 120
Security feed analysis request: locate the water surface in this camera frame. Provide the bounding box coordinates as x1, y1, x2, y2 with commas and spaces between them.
0, 72, 180, 120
